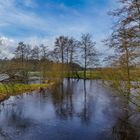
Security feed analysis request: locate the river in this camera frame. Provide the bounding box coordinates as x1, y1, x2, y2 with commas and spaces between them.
0, 79, 139, 140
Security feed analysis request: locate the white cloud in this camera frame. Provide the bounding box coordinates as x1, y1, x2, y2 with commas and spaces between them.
0, 0, 91, 41
0, 0, 114, 36
0, 35, 56, 59
0, 0, 49, 32
0, 0, 119, 59
0, 36, 17, 58
24, 36, 55, 50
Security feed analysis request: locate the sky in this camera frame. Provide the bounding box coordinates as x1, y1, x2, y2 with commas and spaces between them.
0, 0, 118, 58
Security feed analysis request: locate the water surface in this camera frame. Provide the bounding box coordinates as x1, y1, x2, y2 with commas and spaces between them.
0, 79, 139, 140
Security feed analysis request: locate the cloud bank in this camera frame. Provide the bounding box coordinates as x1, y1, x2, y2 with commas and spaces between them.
0, 0, 117, 58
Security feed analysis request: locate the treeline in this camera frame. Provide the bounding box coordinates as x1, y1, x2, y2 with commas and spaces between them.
0, 0, 139, 86
0, 33, 99, 80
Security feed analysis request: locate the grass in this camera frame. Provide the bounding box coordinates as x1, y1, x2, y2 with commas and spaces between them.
29, 70, 138, 80
64, 70, 102, 79
0, 82, 54, 102
24, 69, 140, 81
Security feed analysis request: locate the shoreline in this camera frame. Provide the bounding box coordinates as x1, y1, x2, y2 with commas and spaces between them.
0, 82, 54, 102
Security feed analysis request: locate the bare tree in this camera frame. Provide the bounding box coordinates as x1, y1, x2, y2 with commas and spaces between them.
105, 0, 140, 108
79, 34, 97, 79
30, 46, 40, 71
15, 42, 27, 64
55, 36, 68, 64
108, 0, 140, 91
65, 37, 78, 64
40, 44, 48, 61
40, 44, 49, 81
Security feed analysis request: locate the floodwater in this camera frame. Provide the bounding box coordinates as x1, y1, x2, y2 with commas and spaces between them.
0, 79, 139, 140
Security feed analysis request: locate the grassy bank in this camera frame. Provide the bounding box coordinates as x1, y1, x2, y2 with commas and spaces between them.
63, 71, 102, 79
29, 69, 140, 80
0, 82, 54, 102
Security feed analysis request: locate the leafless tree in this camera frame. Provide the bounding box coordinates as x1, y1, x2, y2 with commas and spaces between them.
106, 0, 140, 107
15, 42, 27, 64
79, 33, 97, 79
55, 36, 68, 64
40, 44, 48, 61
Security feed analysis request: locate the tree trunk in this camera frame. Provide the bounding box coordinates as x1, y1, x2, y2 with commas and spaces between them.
84, 47, 87, 80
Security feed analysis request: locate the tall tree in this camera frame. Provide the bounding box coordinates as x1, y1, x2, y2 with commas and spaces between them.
79, 34, 97, 79
30, 46, 40, 60
40, 44, 48, 61
30, 46, 40, 71
108, 0, 140, 93
25, 44, 31, 61
54, 36, 69, 78
55, 36, 68, 64
40, 44, 49, 81
14, 42, 31, 82
65, 37, 78, 64
15, 42, 27, 64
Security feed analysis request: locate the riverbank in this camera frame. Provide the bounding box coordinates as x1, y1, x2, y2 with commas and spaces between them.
0, 82, 54, 102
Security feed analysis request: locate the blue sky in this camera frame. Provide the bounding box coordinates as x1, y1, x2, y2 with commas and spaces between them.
0, 0, 117, 58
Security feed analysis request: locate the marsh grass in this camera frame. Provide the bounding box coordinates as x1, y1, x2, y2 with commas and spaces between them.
0, 82, 54, 101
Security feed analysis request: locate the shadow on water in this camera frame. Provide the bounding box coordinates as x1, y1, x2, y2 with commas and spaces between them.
0, 79, 140, 140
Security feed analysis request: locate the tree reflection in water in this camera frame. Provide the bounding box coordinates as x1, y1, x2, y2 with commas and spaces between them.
51, 79, 75, 120
79, 80, 92, 125
51, 79, 140, 139
111, 102, 140, 140
51, 79, 92, 125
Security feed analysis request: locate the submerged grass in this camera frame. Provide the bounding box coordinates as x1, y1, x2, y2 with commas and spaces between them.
0, 82, 54, 102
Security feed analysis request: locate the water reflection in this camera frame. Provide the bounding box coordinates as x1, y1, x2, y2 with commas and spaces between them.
79, 80, 92, 125
111, 104, 140, 140
0, 79, 139, 140
51, 79, 75, 120
111, 117, 138, 140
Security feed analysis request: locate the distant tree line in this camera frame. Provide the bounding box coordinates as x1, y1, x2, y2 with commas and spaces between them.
0, 33, 99, 80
